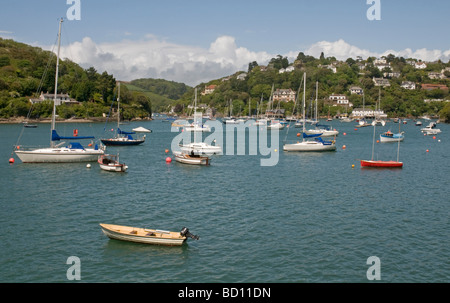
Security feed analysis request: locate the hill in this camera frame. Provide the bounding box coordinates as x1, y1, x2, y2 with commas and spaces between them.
1, 37, 449, 121
0, 38, 152, 120
168, 53, 450, 121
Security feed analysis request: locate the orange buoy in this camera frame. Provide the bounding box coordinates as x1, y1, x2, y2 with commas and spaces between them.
297, 133, 300, 137
165, 157, 172, 163
343, 132, 346, 136
376, 140, 380, 143
354, 128, 357, 131
426, 149, 429, 152
342, 145, 346, 150
9, 158, 15, 164
165, 149, 169, 153
433, 136, 436, 139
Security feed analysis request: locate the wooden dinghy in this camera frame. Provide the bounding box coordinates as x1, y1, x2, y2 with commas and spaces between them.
99, 223, 199, 246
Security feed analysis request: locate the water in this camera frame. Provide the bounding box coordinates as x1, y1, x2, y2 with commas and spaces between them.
0, 120, 449, 283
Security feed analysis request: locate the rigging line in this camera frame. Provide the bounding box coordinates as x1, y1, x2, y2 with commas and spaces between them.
12, 35, 60, 155
284, 74, 304, 141
103, 92, 117, 132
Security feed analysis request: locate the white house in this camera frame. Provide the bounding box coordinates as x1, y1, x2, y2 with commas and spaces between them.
373, 77, 390, 87
415, 61, 427, 69
351, 108, 386, 118
349, 86, 363, 95
401, 81, 416, 90
236, 73, 247, 80
29, 92, 79, 106
329, 94, 352, 107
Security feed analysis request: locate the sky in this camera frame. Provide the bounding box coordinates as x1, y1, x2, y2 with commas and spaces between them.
1, 0, 450, 86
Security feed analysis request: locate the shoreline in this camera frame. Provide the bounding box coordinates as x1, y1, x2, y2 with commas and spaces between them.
0, 117, 153, 124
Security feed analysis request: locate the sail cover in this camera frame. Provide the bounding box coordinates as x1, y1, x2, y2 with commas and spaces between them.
117, 128, 135, 135
51, 130, 94, 141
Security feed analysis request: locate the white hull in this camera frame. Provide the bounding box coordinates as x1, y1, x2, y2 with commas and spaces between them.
267, 123, 285, 130
421, 128, 441, 135
99, 164, 127, 172
180, 143, 222, 155
173, 151, 210, 165
379, 135, 404, 142
304, 129, 339, 137
283, 141, 336, 152
15, 147, 104, 163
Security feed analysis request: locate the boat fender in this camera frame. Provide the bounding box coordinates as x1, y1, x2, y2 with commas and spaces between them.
73, 129, 78, 137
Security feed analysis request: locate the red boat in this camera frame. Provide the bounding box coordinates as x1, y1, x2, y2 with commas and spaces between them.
360, 160, 403, 168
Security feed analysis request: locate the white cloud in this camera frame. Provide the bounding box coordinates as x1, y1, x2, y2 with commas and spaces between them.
52, 36, 450, 87
303, 39, 450, 63
58, 35, 273, 86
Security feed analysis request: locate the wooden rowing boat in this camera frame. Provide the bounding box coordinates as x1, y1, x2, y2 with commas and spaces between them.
99, 223, 199, 246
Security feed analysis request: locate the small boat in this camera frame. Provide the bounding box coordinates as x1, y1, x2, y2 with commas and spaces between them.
361, 121, 403, 168
98, 154, 128, 172
304, 125, 339, 137
23, 122, 38, 128
380, 130, 404, 142
415, 121, 422, 126
267, 120, 285, 130
180, 142, 222, 155
421, 122, 441, 135
132, 126, 152, 133
360, 160, 403, 168
99, 223, 199, 246
173, 151, 211, 165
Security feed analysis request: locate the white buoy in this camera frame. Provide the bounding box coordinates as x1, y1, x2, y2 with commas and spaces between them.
86, 164, 91, 168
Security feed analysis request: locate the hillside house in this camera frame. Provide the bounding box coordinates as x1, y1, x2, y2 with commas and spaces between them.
201, 85, 217, 95
273, 89, 296, 102
421, 84, 448, 91
373, 77, 391, 87
29, 92, 79, 106
349, 86, 363, 95
329, 94, 352, 107
401, 81, 416, 90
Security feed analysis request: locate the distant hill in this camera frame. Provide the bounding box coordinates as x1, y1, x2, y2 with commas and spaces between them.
123, 79, 192, 113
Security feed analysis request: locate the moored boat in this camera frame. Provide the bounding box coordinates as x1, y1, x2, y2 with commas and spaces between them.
98, 154, 128, 172
360, 160, 403, 168
173, 151, 211, 165
99, 223, 199, 246
380, 130, 404, 142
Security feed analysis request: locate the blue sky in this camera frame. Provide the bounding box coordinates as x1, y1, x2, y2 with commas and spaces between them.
1, 0, 449, 85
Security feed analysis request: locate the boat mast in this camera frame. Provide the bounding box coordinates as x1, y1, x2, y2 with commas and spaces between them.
117, 81, 121, 130
315, 81, 318, 123
51, 17, 63, 147
302, 72, 306, 139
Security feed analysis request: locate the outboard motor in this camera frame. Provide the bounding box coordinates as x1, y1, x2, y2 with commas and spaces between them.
180, 227, 199, 240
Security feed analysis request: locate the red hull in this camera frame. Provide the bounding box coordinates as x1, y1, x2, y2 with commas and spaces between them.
360, 160, 403, 168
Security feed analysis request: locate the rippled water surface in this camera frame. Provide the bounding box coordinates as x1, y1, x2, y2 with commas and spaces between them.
1, 119, 449, 282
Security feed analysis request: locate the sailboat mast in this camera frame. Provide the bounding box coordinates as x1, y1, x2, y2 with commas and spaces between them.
302, 72, 306, 136
315, 81, 318, 122
371, 123, 376, 160
51, 18, 63, 146
117, 81, 121, 129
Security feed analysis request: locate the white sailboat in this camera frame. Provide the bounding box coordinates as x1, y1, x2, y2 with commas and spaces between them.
14, 18, 104, 163
304, 81, 339, 137
283, 73, 336, 152
101, 82, 146, 145
179, 88, 221, 156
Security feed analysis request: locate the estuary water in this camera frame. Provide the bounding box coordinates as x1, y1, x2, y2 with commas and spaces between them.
0, 119, 449, 283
